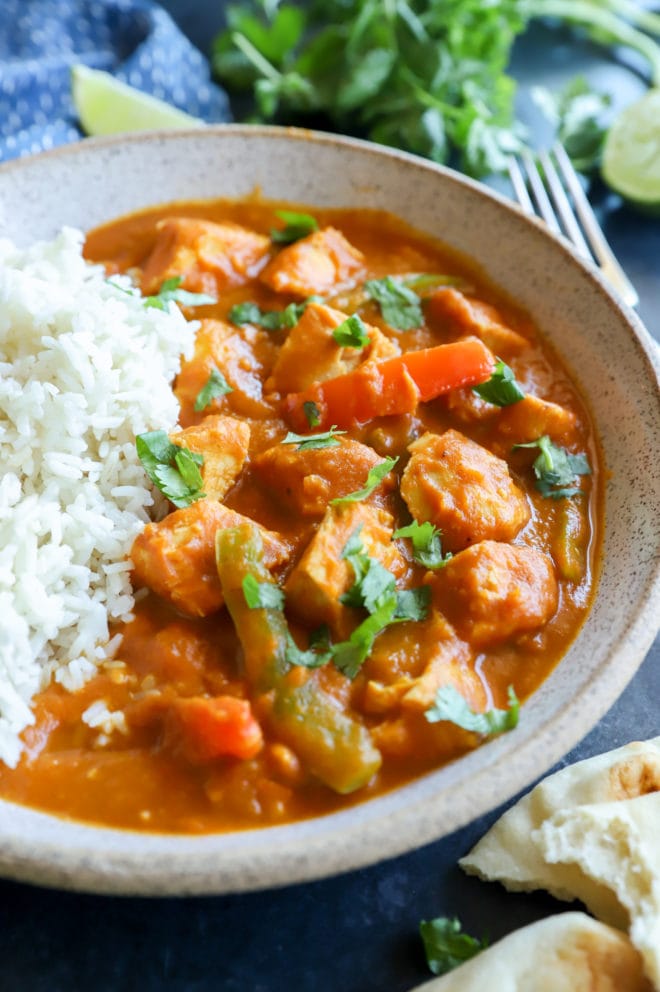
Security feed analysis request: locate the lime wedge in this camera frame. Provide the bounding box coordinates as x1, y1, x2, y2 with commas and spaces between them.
71, 65, 204, 136
602, 89, 660, 212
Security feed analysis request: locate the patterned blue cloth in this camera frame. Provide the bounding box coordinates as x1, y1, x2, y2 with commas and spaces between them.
0, 0, 231, 161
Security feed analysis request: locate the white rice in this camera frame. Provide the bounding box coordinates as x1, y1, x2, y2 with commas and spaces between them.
0, 228, 196, 767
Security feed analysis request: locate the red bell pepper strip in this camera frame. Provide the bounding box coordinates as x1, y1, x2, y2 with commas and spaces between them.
284, 336, 495, 431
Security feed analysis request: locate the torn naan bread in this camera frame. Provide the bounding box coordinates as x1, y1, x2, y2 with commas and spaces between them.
414, 912, 652, 992
538, 793, 660, 988
459, 737, 660, 987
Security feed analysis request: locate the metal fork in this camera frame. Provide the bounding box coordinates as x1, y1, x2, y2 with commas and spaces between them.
508, 142, 639, 308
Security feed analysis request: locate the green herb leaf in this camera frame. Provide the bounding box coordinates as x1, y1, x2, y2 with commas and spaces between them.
532, 77, 612, 174
285, 630, 333, 669
332, 313, 370, 348
303, 400, 321, 427
514, 435, 591, 499
402, 273, 467, 294
281, 426, 346, 450
365, 276, 423, 330
144, 276, 216, 310
194, 367, 233, 412
473, 359, 525, 407
332, 599, 397, 679
420, 917, 488, 976
136, 430, 205, 508
426, 685, 520, 736
270, 209, 319, 244
242, 573, 286, 610
393, 520, 450, 570
394, 585, 430, 622
228, 299, 307, 331
331, 456, 398, 506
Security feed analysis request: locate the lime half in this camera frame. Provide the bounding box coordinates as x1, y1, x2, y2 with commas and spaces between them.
602, 89, 660, 212
71, 65, 204, 136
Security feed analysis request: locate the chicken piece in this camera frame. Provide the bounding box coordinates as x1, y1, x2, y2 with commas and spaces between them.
131, 499, 289, 618
140, 217, 270, 296
265, 301, 399, 395
170, 415, 250, 501
174, 318, 278, 424
284, 503, 406, 637
432, 540, 558, 647
496, 393, 578, 446
400, 429, 530, 551
251, 436, 389, 516
259, 227, 365, 297
363, 610, 481, 711
428, 287, 529, 356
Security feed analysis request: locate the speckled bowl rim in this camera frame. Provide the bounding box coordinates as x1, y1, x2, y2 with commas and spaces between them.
0, 125, 658, 896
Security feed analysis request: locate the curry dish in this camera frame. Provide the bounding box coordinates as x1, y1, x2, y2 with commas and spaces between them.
0, 199, 601, 833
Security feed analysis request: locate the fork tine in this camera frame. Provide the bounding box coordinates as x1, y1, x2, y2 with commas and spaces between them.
537, 149, 592, 262
507, 155, 535, 215
518, 150, 562, 236
552, 143, 639, 308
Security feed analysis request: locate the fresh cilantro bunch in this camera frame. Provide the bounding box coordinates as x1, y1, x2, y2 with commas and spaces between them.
212, 0, 528, 176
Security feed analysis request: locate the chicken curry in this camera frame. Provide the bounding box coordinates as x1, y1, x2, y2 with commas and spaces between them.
0, 199, 601, 833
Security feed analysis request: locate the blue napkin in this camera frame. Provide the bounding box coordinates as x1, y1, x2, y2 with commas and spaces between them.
0, 0, 231, 161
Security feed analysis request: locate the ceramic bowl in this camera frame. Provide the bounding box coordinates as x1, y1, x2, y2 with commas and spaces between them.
0, 126, 658, 896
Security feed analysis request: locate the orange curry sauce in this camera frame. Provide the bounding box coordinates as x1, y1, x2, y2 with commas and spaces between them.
0, 199, 602, 833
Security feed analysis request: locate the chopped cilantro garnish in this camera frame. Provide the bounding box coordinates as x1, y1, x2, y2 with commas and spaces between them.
228, 299, 307, 331
332, 313, 370, 348
420, 917, 488, 976
281, 426, 346, 450
303, 400, 321, 428
394, 585, 431, 622
194, 367, 233, 412
365, 276, 424, 330
514, 435, 591, 499
144, 276, 216, 310
242, 574, 286, 610
332, 599, 396, 679
136, 430, 205, 508
270, 210, 319, 244
331, 456, 398, 506
473, 359, 525, 407
426, 685, 520, 736
285, 630, 333, 669
393, 520, 451, 570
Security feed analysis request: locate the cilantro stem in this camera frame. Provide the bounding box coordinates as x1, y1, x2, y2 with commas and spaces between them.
231, 31, 282, 83
524, 0, 660, 87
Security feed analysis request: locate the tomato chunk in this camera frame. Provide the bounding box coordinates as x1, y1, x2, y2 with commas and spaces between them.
167, 696, 264, 764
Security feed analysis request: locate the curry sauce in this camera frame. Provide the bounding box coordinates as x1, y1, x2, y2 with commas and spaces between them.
0, 199, 602, 833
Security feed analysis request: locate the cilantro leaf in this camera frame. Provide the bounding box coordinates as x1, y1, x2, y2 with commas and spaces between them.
285, 630, 333, 669
332, 599, 397, 679
365, 276, 423, 330
420, 917, 488, 976
332, 313, 370, 348
514, 435, 591, 499
144, 276, 216, 310
270, 209, 319, 244
281, 426, 346, 450
394, 585, 430, 622
303, 400, 321, 427
194, 367, 233, 412
426, 685, 520, 736
228, 299, 307, 331
532, 77, 611, 174
331, 456, 398, 507
402, 273, 467, 294
242, 574, 286, 610
393, 520, 450, 570
136, 430, 205, 508
473, 359, 525, 407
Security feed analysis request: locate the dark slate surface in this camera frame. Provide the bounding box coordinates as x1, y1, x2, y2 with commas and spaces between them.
0, 10, 657, 992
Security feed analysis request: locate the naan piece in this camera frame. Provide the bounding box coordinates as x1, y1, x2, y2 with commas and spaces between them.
413, 912, 651, 992
539, 793, 660, 988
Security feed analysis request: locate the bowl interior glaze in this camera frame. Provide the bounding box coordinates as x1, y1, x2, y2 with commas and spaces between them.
0, 126, 658, 896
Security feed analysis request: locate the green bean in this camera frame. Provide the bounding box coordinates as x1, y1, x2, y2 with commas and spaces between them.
216, 523, 382, 794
